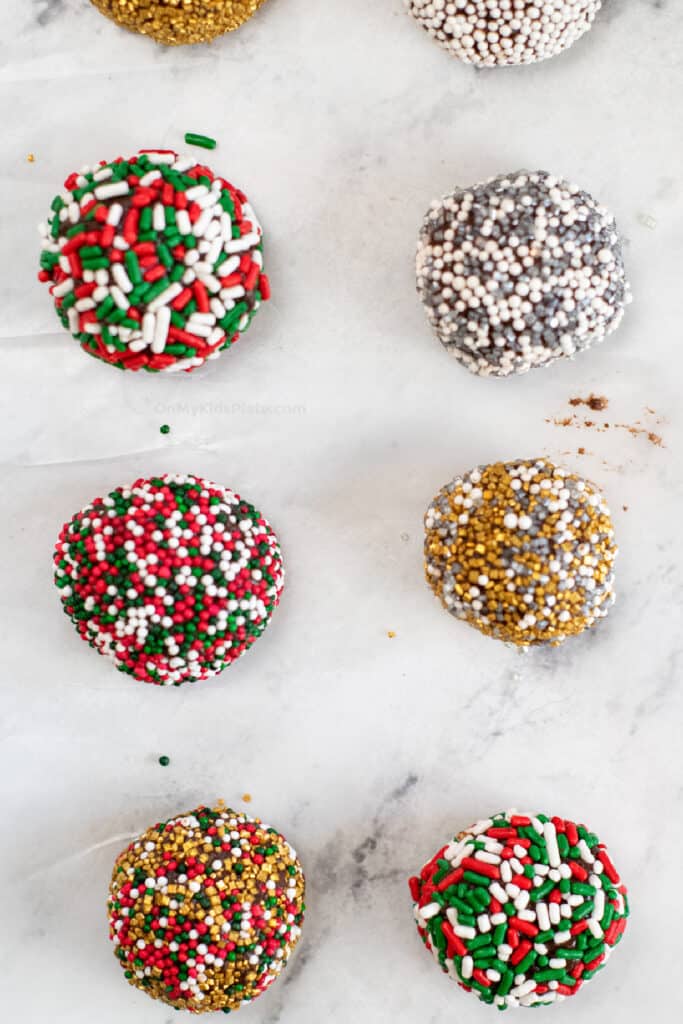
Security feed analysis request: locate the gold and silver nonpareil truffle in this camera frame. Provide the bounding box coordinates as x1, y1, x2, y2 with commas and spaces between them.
424, 459, 617, 646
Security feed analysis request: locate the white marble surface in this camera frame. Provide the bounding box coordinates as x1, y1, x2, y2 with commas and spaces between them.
1, 1, 682, 1021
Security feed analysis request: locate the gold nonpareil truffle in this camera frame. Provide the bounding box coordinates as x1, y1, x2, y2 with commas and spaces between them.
91, 0, 268, 46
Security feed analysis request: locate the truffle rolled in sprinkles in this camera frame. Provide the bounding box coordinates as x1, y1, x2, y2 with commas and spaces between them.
108, 804, 305, 1012
38, 149, 270, 373
416, 170, 630, 378
409, 810, 629, 1010
424, 458, 617, 647
91, 0, 269, 47
53, 474, 284, 686
405, 1, 602, 67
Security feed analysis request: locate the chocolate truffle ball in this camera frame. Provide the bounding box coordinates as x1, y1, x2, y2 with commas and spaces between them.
91, 0, 268, 46
38, 149, 269, 373
409, 809, 629, 1009
405, 1, 602, 67
108, 804, 305, 1012
424, 458, 617, 646
53, 474, 284, 685
416, 170, 630, 378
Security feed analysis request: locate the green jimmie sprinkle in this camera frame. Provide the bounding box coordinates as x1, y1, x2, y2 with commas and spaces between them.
184, 132, 218, 151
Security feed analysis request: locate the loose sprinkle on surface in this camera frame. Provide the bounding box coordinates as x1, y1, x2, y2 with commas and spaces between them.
416, 171, 630, 378
185, 133, 218, 151
38, 149, 269, 374
424, 459, 617, 647
160, 424, 171, 434
405, 1, 602, 66
158, 755, 171, 766
410, 809, 628, 1010
27, 153, 35, 163
108, 804, 305, 1012
54, 473, 285, 686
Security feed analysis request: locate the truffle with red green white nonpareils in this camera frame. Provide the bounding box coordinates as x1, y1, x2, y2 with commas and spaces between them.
405, 1, 602, 67
416, 170, 630, 377
38, 150, 270, 373
409, 810, 629, 1010
53, 474, 284, 686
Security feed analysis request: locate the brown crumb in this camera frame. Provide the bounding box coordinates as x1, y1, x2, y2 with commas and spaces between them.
615, 423, 665, 447
577, 447, 586, 455
569, 394, 609, 411
387, 631, 396, 639
623, 505, 629, 512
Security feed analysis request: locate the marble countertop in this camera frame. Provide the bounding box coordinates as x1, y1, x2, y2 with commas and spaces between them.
1, 1, 682, 1021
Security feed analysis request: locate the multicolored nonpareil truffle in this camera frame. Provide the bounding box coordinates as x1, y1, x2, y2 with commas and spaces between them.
38, 149, 270, 373
108, 804, 305, 1012
416, 170, 630, 377
91, 0, 268, 46
53, 474, 284, 686
424, 459, 617, 646
405, 1, 602, 67
409, 810, 629, 1010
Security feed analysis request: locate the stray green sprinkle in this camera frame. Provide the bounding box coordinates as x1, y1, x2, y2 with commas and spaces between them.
184, 132, 217, 151
158, 755, 171, 767
160, 424, 171, 435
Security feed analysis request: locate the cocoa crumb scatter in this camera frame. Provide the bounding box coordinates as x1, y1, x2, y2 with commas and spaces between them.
547, 404, 665, 448
569, 394, 609, 411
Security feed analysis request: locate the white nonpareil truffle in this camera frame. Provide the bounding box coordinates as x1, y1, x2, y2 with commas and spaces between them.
405, 1, 602, 67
